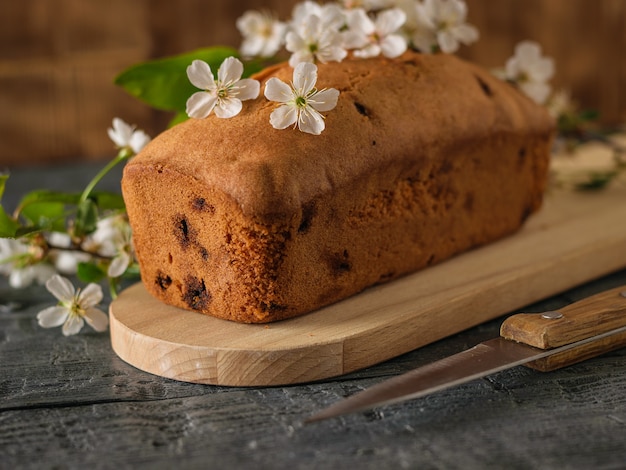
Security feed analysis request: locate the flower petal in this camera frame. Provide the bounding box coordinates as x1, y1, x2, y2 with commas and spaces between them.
354, 43, 381, 59
34, 264, 56, 285
108, 118, 133, 147
504, 57, 520, 80
62, 315, 84, 336
233, 78, 260, 101
187, 60, 216, 90
84, 308, 109, 332
47, 232, 72, 247
298, 107, 325, 135
9, 269, 33, 289
217, 57, 244, 85
186, 91, 218, 119
439, 0, 466, 23
240, 37, 264, 58
516, 41, 542, 64
520, 81, 551, 105
78, 283, 104, 308
341, 30, 369, 50
293, 62, 318, 94
529, 57, 555, 82
380, 35, 407, 58
129, 130, 151, 154
37, 306, 69, 328
54, 251, 88, 275
317, 45, 347, 64
375, 8, 406, 36
264, 78, 294, 103
46, 274, 75, 302
269, 105, 298, 130
347, 8, 375, 36
451, 23, 479, 45
285, 31, 306, 54
288, 50, 314, 68
214, 97, 243, 118
260, 26, 286, 57
300, 14, 322, 41
437, 30, 459, 54
414, 2, 437, 30
108, 252, 130, 278
309, 88, 340, 112
411, 29, 437, 54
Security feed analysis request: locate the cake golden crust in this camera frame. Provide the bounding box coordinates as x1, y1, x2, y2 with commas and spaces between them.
122, 51, 554, 323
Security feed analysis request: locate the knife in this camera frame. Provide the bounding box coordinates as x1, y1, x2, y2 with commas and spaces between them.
306, 285, 626, 423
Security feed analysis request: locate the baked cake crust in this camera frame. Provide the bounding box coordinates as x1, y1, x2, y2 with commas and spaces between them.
122, 51, 554, 323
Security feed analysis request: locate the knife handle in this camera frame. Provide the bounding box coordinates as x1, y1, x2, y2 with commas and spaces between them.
500, 285, 626, 372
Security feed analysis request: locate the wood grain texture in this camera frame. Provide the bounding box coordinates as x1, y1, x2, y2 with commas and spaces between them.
524, 329, 626, 372
501, 285, 626, 349
110, 182, 626, 386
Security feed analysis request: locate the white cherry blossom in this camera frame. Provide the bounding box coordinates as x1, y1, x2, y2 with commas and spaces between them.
504, 41, 555, 105
46, 232, 91, 275
411, 0, 479, 54
291, 1, 346, 31
37, 275, 108, 336
107, 118, 151, 154
186, 57, 260, 119
0, 238, 55, 288
264, 62, 339, 135
236, 10, 287, 58
286, 8, 347, 67
82, 214, 133, 278
343, 8, 408, 59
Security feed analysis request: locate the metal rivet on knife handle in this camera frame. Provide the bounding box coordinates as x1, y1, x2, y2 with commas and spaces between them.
501, 285, 626, 349
541, 311, 563, 320
620, 291, 626, 298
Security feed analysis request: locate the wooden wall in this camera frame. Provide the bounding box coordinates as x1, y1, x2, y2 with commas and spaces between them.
1, 0, 624, 167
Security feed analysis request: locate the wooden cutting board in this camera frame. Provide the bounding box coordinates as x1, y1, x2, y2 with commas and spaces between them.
110, 178, 626, 387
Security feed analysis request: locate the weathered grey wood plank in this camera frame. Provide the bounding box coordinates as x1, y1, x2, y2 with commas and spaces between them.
1, 350, 625, 470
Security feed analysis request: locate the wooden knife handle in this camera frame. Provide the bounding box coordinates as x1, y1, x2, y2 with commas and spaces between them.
500, 285, 626, 371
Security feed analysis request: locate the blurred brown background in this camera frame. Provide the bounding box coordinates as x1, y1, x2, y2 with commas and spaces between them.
1, 0, 624, 167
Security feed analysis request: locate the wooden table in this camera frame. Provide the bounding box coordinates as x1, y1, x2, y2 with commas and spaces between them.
1, 163, 625, 469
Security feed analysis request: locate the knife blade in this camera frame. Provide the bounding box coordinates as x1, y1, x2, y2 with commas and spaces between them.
306, 285, 626, 423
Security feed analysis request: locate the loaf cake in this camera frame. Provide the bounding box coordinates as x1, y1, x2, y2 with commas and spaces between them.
122, 51, 555, 323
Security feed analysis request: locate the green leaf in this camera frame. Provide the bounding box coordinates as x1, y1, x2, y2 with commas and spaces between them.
20, 201, 66, 232
16, 190, 124, 232
18, 190, 74, 231
575, 171, 618, 191
17, 190, 79, 232
77, 262, 106, 283
0, 174, 19, 238
579, 109, 599, 122
0, 173, 9, 200
168, 111, 191, 128
17, 190, 80, 225
74, 199, 99, 237
114, 46, 239, 113
19, 189, 80, 205
92, 192, 126, 211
